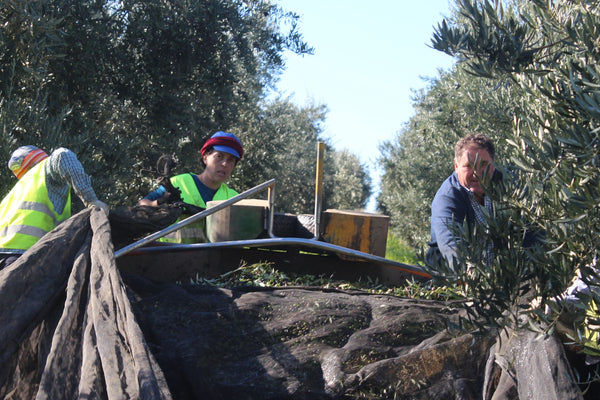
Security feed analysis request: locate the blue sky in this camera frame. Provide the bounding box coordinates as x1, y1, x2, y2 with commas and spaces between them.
272, 0, 456, 210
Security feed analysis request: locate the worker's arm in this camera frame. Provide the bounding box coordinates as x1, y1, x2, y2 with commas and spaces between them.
430, 184, 468, 269
137, 185, 167, 207
137, 198, 159, 207
45, 148, 108, 214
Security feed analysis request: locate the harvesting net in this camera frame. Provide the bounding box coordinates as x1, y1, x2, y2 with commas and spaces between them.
0, 207, 593, 399
0, 208, 171, 399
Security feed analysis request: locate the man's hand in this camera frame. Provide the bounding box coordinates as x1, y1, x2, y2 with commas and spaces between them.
89, 200, 110, 216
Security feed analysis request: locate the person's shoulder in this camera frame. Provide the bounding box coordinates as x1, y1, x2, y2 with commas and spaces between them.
220, 182, 238, 195
436, 173, 462, 194
433, 173, 468, 205
171, 172, 196, 180
221, 181, 236, 191
50, 147, 73, 156
48, 147, 76, 161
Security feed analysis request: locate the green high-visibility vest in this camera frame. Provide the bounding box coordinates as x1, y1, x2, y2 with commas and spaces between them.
160, 173, 238, 243
581, 301, 600, 356
0, 159, 71, 251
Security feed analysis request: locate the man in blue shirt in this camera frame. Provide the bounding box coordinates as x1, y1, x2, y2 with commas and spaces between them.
426, 134, 496, 271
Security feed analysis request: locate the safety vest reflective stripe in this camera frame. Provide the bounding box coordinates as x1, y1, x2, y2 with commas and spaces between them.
159, 173, 238, 243
0, 224, 48, 239
0, 159, 71, 250
15, 201, 59, 226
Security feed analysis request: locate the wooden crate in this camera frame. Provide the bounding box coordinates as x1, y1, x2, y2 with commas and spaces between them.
320, 209, 389, 257
206, 199, 268, 242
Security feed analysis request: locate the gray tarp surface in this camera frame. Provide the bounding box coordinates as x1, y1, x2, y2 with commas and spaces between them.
483, 328, 584, 400
0, 207, 594, 399
0, 208, 171, 399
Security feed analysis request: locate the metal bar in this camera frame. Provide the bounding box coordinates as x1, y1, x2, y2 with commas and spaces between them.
313, 142, 324, 239
267, 181, 276, 238
115, 179, 276, 258
119, 237, 432, 279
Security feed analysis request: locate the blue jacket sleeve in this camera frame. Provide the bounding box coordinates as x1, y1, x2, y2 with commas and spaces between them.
144, 186, 167, 201
430, 174, 470, 265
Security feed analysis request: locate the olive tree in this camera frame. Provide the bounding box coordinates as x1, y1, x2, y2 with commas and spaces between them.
431, 0, 600, 350
230, 97, 371, 214
378, 66, 520, 249
0, 0, 313, 204
328, 149, 371, 211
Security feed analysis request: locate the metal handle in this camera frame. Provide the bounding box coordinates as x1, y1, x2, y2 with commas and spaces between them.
115, 179, 276, 258
313, 142, 324, 239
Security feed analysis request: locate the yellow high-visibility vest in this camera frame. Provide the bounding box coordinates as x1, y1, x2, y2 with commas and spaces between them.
581, 301, 600, 356
160, 173, 237, 243
0, 159, 71, 251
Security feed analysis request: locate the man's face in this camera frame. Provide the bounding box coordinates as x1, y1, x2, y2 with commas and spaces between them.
202, 150, 237, 186
454, 146, 495, 198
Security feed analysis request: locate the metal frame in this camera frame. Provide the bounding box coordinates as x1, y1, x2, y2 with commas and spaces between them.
116, 142, 328, 258
114, 142, 430, 281
121, 236, 431, 280
115, 178, 277, 258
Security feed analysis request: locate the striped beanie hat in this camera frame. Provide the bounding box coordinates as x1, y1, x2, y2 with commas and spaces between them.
201, 131, 244, 159
8, 145, 49, 179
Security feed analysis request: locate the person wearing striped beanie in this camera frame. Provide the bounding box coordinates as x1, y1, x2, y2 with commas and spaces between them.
0, 146, 108, 269
138, 131, 243, 243
8, 146, 49, 179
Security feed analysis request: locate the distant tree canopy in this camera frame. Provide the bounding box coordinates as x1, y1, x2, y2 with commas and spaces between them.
380, 0, 600, 343
378, 66, 520, 248
328, 149, 372, 211
0, 0, 371, 214
232, 97, 371, 213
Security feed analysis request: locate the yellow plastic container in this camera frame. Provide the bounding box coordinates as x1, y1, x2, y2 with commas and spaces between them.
320, 209, 389, 257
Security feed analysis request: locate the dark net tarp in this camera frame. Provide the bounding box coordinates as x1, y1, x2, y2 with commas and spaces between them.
0, 207, 593, 399
0, 208, 171, 399
483, 328, 584, 400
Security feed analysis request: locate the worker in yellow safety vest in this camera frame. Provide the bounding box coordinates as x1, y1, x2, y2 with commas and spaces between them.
137, 131, 243, 243
545, 264, 600, 363
0, 145, 109, 269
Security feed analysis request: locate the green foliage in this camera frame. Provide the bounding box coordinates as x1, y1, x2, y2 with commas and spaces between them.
378, 66, 520, 249
426, 0, 600, 343
0, 0, 371, 213
328, 149, 372, 211
385, 232, 420, 265
231, 97, 329, 214
213, 96, 370, 214
191, 261, 462, 301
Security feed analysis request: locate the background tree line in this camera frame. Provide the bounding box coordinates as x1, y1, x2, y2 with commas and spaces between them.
379, 0, 600, 350
0, 0, 371, 214
5, 0, 600, 352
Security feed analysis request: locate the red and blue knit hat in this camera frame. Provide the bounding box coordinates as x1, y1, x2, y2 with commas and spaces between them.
8, 145, 49, 179
200, 131, 244, 159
